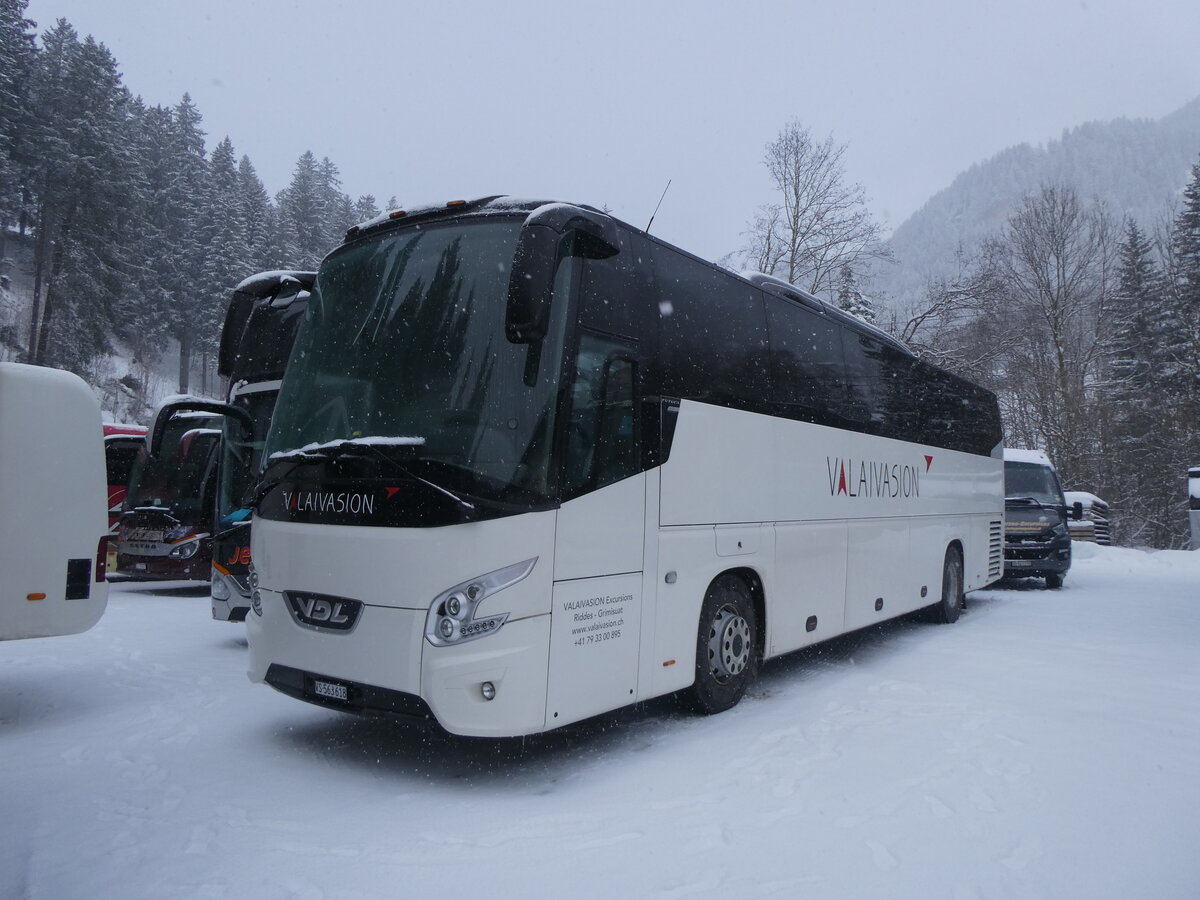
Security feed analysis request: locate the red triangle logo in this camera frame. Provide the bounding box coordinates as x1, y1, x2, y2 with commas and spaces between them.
837, 462, 848, 495
385, 487, 401, 500
924, 455, 933, 472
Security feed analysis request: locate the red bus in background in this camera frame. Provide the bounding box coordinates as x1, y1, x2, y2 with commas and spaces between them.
116, 412, 221, 581
104, 424, 147, 528
103, 423, 147, 573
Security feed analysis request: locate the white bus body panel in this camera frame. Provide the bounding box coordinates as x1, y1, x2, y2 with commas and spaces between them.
248, 400, 1002, 736
547, 474, 645, 728
653, 402, 1002, 680
0, 363, 109, 640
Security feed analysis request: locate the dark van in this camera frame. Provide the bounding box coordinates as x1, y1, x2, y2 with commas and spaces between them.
1003, 448, 1080, 589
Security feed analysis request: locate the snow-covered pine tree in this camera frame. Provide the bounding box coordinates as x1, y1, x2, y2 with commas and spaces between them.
0, 0, 37, 243
192, 136, 250, 392
835, 264, 876, 324
160, 93, 209, 392
237, 154, 281, 273
24, 23, 140, 373
277, 150, 326, 267
1170, 154, 1200, 444
318, 156, 353, 250
121, 101, 180, 366
353, 194, 381, 224
1103, 219, 1183, 545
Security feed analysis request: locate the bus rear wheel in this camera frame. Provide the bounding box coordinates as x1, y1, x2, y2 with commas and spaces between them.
688, 574, 758, 714
931, 546, 964, 624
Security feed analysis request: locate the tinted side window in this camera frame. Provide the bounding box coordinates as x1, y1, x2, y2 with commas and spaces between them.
105, 440, 143, 486
652, 245, 769, 411
906, 361, 1003, 455
765, 296, 846, 426
578, 228, 644, 341
875, 345, 920, 443
561, 332, 640, 500
840, 330, 884, 429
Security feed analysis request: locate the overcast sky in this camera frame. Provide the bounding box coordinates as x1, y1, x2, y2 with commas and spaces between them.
22, 0, 1200, 263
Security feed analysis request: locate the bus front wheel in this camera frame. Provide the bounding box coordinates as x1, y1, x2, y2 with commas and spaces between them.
931, 546, 964, 624
688, 574, 759, 714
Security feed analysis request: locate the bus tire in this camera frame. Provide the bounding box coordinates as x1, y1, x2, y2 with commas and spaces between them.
931, 545, 964, 624
688, 574, 759, 714
1045, 573, 1063, 589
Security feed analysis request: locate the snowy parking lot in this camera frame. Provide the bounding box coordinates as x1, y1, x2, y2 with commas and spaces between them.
3, 543, 1198, 900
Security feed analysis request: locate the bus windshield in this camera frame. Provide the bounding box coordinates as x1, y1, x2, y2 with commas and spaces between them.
1004, 461, 1064, 506
263, 218, 567, 518
126, 418, 221, 520
218, 388, 280, 530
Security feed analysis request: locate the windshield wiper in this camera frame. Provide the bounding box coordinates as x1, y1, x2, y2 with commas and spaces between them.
214, 517, 252, 541
256, 440, 477, 513
325, 440, 476, 512
1005, 496, 1046, 507
246, 451, 330, 509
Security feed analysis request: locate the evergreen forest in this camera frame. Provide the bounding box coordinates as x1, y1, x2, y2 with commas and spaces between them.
0, 3, 1197, 547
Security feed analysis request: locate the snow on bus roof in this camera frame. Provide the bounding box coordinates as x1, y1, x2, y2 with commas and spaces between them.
1003, 447, 1055, 467
349, 196, 591, 235
269, 436, 426, 460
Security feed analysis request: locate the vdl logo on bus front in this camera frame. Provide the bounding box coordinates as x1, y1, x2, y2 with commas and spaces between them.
285, 591, 362, 632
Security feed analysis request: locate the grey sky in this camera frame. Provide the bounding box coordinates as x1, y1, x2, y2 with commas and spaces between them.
23, 0, 1200, 264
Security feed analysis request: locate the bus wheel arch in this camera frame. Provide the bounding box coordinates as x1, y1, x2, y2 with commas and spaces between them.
686, 569, 763, 715
930, 541, 965, 624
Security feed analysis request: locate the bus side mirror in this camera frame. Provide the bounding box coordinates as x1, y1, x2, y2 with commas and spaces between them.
506, 205, 620, 344
149, 401, 253, 457
1071, 501, 1084, 520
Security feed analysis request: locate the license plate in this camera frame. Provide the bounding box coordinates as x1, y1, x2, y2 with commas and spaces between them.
128, 529, 163, 542
1008, 560, 1032, 567
134, 562, 147, 571
313, 679, 348, 701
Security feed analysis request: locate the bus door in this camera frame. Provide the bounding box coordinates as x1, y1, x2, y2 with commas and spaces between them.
545, 252, 647, 727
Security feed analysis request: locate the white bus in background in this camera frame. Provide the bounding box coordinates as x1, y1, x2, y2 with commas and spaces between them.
0, 363, 109, 640
238, 196, 1004, 737
1189, 466, 1199, 551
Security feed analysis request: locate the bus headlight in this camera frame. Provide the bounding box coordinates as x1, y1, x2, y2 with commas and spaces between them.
211, 574, 231, 601
168, 539, 200, 560
248, 563, 263, 616
424, 558, 537, 647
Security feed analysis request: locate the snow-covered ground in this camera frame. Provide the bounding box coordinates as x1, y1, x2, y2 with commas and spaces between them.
3, 544, 1198, 900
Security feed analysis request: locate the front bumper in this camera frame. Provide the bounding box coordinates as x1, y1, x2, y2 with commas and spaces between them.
1003, 537, 1071, 578
246, 587, 552, 737
116, 551, 211, 581
211, 570, 249, 622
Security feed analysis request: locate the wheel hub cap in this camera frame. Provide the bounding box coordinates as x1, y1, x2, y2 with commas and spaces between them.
708, 605, 751, 681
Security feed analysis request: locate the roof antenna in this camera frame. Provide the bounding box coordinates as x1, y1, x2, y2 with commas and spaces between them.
646, 179, 672, 233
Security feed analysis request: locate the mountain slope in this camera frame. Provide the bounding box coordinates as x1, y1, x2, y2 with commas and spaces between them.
878, 97, 1200, 306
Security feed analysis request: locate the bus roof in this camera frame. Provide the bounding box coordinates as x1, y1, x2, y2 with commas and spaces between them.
1004, 448, 1055, 467
342, 196, 915, 355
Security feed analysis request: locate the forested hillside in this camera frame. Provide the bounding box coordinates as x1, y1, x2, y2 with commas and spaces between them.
887, 170, 1200, 549
0, 6, 388, 420
878, 98, 1200, 306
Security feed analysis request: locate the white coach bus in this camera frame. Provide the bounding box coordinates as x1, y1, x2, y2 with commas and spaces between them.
244, 197, 1004, 737
1, 362, 110, 640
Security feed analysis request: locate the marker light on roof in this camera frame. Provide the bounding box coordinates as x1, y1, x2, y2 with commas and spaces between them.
446, 200, 466, 207
388, 210, 407, 219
